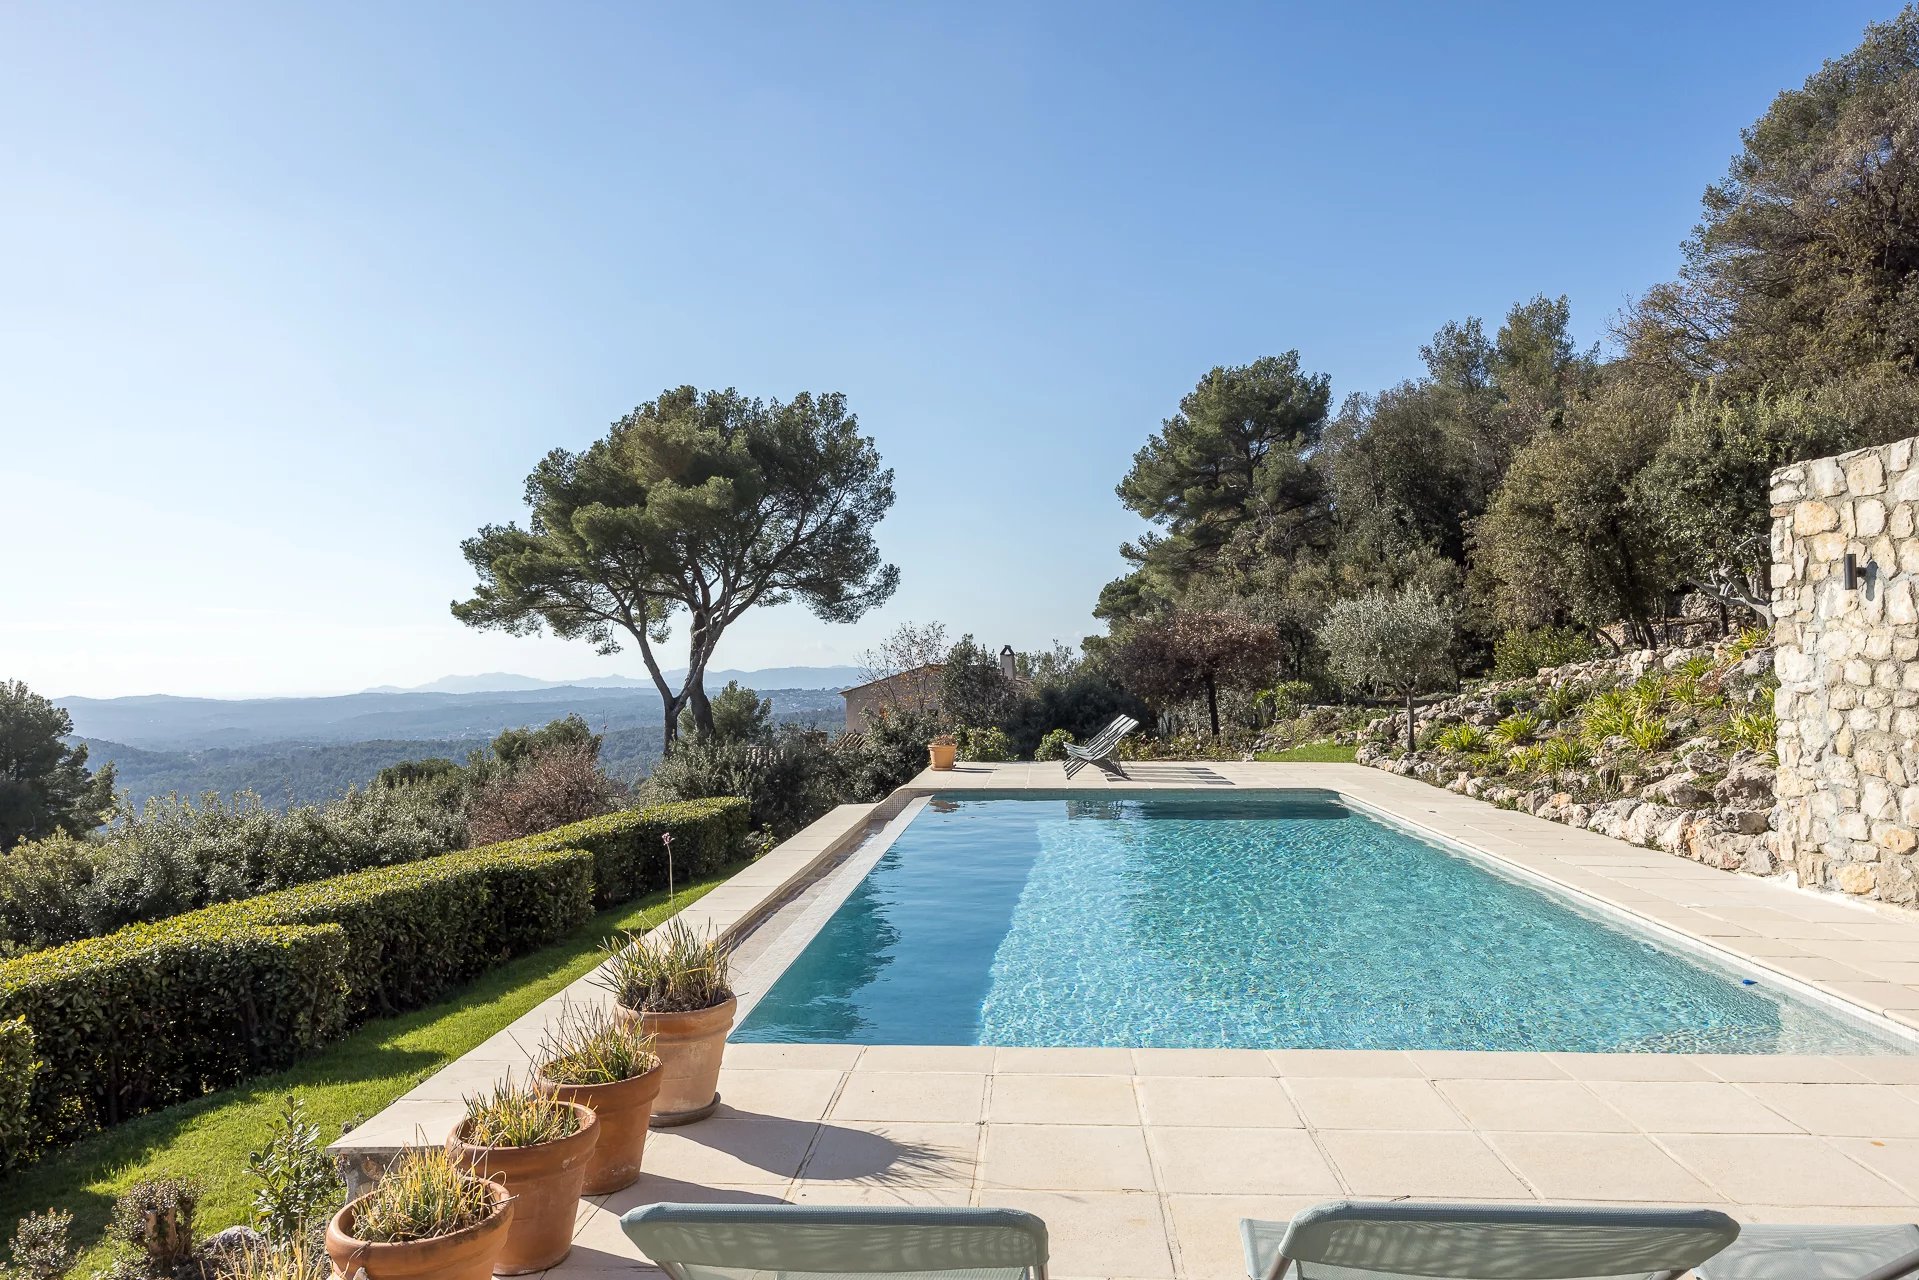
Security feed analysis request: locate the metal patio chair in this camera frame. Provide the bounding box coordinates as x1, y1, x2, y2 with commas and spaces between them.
1240, 1201, 1740, 1280
622, 1203, 1050, 1280
1693, 1223, 1919, 1280
1062, 713, 1139, 779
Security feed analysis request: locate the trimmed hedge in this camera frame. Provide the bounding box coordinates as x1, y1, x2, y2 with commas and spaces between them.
0, 797, 746, 1160
0, 1017, 35, 1171
0, 920, 347, 1151
216, 844, 595, 1019
510, 798, 750, 907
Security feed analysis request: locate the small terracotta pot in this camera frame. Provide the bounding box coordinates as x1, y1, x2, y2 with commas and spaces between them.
446, 1102, 598, 1275
535, 1059, 664, 1194
324, 1177, 512, 1280
616, 996, 736, 1125
929, 741, 957, 770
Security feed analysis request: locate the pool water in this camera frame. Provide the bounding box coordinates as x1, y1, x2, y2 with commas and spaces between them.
733, 791, 1913, 1053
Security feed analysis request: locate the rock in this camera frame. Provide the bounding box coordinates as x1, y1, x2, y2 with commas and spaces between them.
1566, 804, 1591, 828
1723, 808, 1772, 835
1587, 799, 1641, 841
1714, 758, 1775, 808
1643, 772, 1711, 807
1836, 863, 1878, 895
1623, 802, 1680, 846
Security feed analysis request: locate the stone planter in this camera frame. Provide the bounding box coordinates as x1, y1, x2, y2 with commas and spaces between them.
447, 1102, 598, 1275
618, 996, 736, 1126
534, 1060, 664, 1194
324, 1177, 512, 1280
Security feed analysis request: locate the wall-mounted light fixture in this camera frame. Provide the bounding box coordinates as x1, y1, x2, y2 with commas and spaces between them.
1844, 553, 1863, 590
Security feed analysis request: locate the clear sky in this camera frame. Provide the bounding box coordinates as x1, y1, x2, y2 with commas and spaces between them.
0, 1, 1896, 698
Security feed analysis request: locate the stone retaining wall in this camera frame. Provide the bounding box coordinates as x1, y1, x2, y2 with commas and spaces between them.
1772, 436, 1919, 903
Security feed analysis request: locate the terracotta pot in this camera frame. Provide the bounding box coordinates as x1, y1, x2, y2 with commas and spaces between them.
534, 1059, 664, 1194
446, 1102, 598, 1275
929, 741, 957, 770
616, 996, 736, 1125
324, 1177, 512, 1280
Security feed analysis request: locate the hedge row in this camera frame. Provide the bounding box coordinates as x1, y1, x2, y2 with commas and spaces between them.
510, 798, 750, 906
0, 920, 347, 1150
0, 1018, 35, 1172
0, 798, 748, 1158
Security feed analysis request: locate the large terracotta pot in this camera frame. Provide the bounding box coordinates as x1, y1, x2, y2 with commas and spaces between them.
324, 1176, 512, 1280
928, 741, 957, 770
616, 996, 736, 1126
534, 1060, 664, 1194
446, 1102, 598, 1275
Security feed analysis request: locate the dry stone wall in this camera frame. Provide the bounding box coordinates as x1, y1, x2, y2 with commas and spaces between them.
1772, 436, 1919, 904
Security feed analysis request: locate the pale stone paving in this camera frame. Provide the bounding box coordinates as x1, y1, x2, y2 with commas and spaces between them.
336, 763, 1919, 1279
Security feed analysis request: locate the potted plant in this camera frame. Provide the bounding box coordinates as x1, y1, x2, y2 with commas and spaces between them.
929, 733, 958, 770
534, 1005, 663, 1194
597, 919, 735, 1126
324, 1146, 512, 1280
445, 1082, 598, 1275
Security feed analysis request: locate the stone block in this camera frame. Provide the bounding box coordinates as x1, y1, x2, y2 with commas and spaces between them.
1847, 452, 1887, 495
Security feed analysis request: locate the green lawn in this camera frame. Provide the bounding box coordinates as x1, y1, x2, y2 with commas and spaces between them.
0, 868, 739, 1264
1254, 741, 1358, 763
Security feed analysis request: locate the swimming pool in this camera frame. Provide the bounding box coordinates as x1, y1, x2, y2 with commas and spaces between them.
734, 790, 1914, 1053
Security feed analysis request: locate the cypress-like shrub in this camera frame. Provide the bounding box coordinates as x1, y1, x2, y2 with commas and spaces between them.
0, 1017, 35, 1171
0, 920, 348, 1150
510, 798, 749, 906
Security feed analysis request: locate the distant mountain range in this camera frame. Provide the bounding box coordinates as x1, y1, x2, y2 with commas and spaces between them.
59, 672, 853, 808
362, 667, 864, 695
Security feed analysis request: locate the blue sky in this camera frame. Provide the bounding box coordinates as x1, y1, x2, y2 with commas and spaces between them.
0, 1, 1895, 698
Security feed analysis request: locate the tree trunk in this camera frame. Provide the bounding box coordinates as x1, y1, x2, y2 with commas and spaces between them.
1404, 687, 1416, 755
686, 682, 713, 737
1205, 676, 1220, 738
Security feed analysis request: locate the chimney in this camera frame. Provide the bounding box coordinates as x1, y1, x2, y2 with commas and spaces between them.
999, 644, 1017, 680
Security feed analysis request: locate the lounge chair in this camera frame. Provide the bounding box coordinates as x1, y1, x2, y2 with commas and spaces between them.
622, 1203, 1050, 1280
1063, 714, 1139, 779
1240, 1201, 1739, 1280
1693, 1224, 1919, 1280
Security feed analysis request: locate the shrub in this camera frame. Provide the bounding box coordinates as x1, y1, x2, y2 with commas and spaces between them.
1033, 729, 1074, 762
599, 919, 732, 1014
350, 1148, 494, 1245
1540, 737, 1590, 770
1491, 712, 1542, 746
1433, 723, 1490, 755
111, 1177, 200, 1278
1580, 690, 1637, 742
1505, 744, 1546, 774
1724, 709, 1777, 755
841, 707, 945, 802
1539, 682, 1588, 722
1254, 681, 1317, 724
466, 743, 622, 847
510, 799, 748, 907
460, 1081, 579, 1147
0, 1018, 33, 1172
1625, 717, 1670, 752
956, 726, 1014, 762
0, 921, 347, 1151
1491, 626, 1599, 681
247, 1096, 342, 1246
5, 1210, 72, 1280
537, 1005, 657, 1087
642, 735, 837, 840
0, 786, 468, 954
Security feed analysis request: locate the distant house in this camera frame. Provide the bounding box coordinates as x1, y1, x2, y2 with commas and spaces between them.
839, 647, 1018, 732
839, 664, 943, 732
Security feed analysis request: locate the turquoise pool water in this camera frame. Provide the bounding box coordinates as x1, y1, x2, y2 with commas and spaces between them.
733, 791, 1914, 1053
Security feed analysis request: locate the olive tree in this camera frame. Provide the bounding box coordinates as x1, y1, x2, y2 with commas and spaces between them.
455, 387, 898, 747
1316, 585, 1457, 753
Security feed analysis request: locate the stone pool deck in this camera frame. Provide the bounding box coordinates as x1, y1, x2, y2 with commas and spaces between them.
335, 762, 1919, 1279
